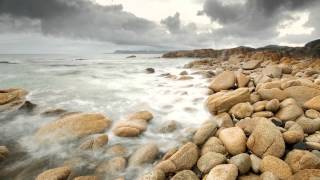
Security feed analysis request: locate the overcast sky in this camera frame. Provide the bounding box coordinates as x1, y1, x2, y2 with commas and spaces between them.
0, 0, 319, 54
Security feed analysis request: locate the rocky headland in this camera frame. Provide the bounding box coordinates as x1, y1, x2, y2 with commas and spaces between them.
1, 39, 320, 180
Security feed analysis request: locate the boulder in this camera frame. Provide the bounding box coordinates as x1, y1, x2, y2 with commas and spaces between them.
113, 119, 148, 137
128, 143, 159, 166
306, 131, 320, 143
74, 176, 98, 180
155, 142, 199, 173
206, 164, 238, 180
236, 72, 250, 87
105, 144, 128, 157
0, 88, 28, 112
35, 113, 112, 143
140, 169, 165, 180
257, 88, 288, 101
35, 166, 71, 180
260, 172, 279, 180
229, 102, 253, 119
304, 95, 320, 111
229, 153, 251, 175
253, 101, 267, 112
219, 127, 247, 155
128, 111, 153, 121
214, 112, 234, 128
250, 154, 261, 173
285, 150, 320, 173
262, 65, 282, 78
201, 137, 226, 155
247, 120, 285, 158
242, 60, 262, 70
296, 116, 320, 134
193, 121, 217, 145
236, 117, 267, 135
283, 122, 304, 144
260, 155, 292, 179
284, 86, 320, 106
265, 99, 280, 112
0, 146, 9, 160
197, 152, 226, 173
79, 134, 108, 151
305, 109, 320, 119
171, 170, 199, 180
207, 88, 250, 114
287, 169, 320, 180
276, 104, 303, 122
95, 156, 126, 175
209, 71, 235, 91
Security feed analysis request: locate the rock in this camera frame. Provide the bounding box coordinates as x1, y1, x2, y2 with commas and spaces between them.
35, 113, 112, 143
140, 169, 165, 180
276, 103, 303, 122
207, 88, 250, 114
158, 120, 177, 133
296, 116, 320, 134
193, 121, 217, 145
306, 132, 320, 143
253, 101, 267, 112
242, 60, 262, 70
304, 95, 320, 111
214, 112, 234, 128
201, 137, 226, 155
247, 120, 285, 158
257, 88, 288, 101
305, 109, 320, 119
197, 152, 226, 173
283, 122, 304, 144
287, 169, 320, 180
229, 153, 251, 175
0, 88, 28, 112
238, 174, 260, 180
41, 108, 68, 117
306, 142, 320, 150
178, 75, 194, 80
262, 65, 282, 78
128, 111, 153, 121
219, 127, 247, 155
171, 170, 199, 180
209, 71, 235, 91
128, 143, 159, 166
236, 117, 267, 135
265, 99, 280, 112
126, 55, 136, 58
236, 72, 250, 87
79, 134, 108, 151
155, 142, 199, 173
206, 164, 238, 180
285, 150, 320, 173
260, 172, 279, 180
145, 68, 155, 74
105, 144, 128, 157
284, 86, 320, 106
250, 92, 261, 104
260, 155, 292, 179
0, 146, 9, 160
74, 176, 98, 180
35, 166, 71, 180
252, 111, 274, 118
180, 70, 188, 75
229, 102, 253, 119
161, 147, 178, 161
250, 154, 261, 173
95, 156, 126, 175
113, 119, 148, 137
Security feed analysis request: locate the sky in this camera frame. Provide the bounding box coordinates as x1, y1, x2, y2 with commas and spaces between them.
0, 0, 319, 54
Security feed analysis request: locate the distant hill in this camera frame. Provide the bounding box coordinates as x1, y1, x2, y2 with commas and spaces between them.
114, 50, 168, 54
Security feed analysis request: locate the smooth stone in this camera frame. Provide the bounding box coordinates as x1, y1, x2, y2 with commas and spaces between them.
306, 132, 320, 143
285, 150, 320, 173
260, 172, 279, 180
105, 144, 128, 157
252, 111, 274, 118
219, 127, 247, 155
95, 156, 126, 175
262, 65, 282, 78
283, 122, 304, 144
128, 111, 153, 121
296, 116, 320, 134
242, 60, 262, 70
284, 86, 320, 106
257, 88, 288, 101
236, 72, 250, 87
276, 104, 303, 122
171, 170, 199, 180
265, 99, 280, 112
128, 143, 159, 166
214, 112, 234, 128
250, 154, 261, 173
304, 95, 320, 111
193, 121, 217, 145
140, 169, 165, 180
206, 164, 238, 180
229, 102, 253, 119
287, 169, 320, 180
74, 176, 98, 180
236, 117, 267, 135
305, 109, 320, 119
253, 101, 267, 112
79, 134, 108, 151
113, 119, 148, 137
306, 142, 320, 150
209, 71, 235, 92
201, 137, 226, 155
197, 152, 226, 173
229, 153, 251, 175
260, 155, 292, 179
35, 166, 71, 180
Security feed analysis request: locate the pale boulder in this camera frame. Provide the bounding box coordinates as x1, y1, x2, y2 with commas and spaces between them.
219, 127, 247, 155
209, 71, 235, 92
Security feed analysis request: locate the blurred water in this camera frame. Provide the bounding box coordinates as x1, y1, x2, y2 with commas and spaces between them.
0, 53, 211, 179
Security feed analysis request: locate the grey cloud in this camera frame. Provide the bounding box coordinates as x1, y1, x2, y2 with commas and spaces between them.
161, 12, 181, 34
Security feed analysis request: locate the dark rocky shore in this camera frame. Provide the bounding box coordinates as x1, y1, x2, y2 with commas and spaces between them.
1, 39, 320, 180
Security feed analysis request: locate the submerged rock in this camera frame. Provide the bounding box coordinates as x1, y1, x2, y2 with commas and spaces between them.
128, 143, 159, 166
79, 134, 108, 151
0, 88, 28, 112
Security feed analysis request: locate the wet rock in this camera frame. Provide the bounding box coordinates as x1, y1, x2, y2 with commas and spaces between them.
197, 152, 226, 173
201, 137, 226, 155
74, 176, 98, 180
283, 122, 304, 144
207, 164, 238, 180
35, 113, 112, 143
247, 120, 285, 158
229, 102, 253, 119
214, 112, 234, 128
257, 88, 288, 101
260, 172, 279, 180
242, 60, 262, 70
126, 55, 136, 58
105, 144, 128, 157
236, 72, 250, 87
129, 143, 159, 166
287, 169, 320, 180
95, 156, 126, 175
265, 99, 280, 112
219, 127, 247, 155
158, 120, 178, 133
250, 154, 261, 173
209, 71, 235, 92
180, 70, 188, 75
113, 119, 148, 137
305, 109, 320, 119
285, 150, 320, 173
304, 95, 320, 111
41, 108, 68, 117
229, 153, 251, 175
178, 75, 194, 80
296, 116, 320, 134
155, 142, 199, 173
0, 146, 9, 160
284, 86, 320, 106
35, 166, 71, 180
172, 170, 199, 180
145, 68, 155, 74
262, 65, 282, 78
293, 141, 308, 150
0, 88, 28, 112
140, 169, 165, 180
206, 88, 250, 114
192, 121, 217, 145
79, 134, 108, 151
260, 155, 292, 179
276, 102, 303, 122
128, 111, 153, 121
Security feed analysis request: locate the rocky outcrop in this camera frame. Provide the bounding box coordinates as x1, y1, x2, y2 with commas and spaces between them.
0, 88, 28, 112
